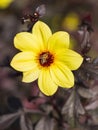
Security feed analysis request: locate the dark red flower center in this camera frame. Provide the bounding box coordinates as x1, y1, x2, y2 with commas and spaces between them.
39, 51, 54, 67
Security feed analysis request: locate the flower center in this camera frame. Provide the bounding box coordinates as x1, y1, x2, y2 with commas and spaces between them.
39, 51, 54, 67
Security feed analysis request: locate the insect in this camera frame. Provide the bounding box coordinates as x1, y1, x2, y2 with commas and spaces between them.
21, 4, 46, 24
40, 52, 49, 65
39, 52, 54, 66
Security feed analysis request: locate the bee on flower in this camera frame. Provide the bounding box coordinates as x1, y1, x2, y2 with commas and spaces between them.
10, 21, 83, 96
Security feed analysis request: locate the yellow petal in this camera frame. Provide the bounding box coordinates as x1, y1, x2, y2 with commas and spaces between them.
38, 69, 58, 96
22, 67, 40, 83
56, 49, 83, 70
48, 31, 69, 51
10, 52, 37, 72
32, 21, 52, 49
14, 32, 41, 52
50, 62, 74, 88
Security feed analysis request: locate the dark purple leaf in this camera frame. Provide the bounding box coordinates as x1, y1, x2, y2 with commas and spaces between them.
62, 89, 85, 127
35, 117, 55, 130
20, 114, 33, 130
75, 94, 85, 115
87, 109, 98, 125
78, 87, 95, 99
62, 90, 75, 115
93, 58, 98, 65
85, 100, 98, 110
0, 112, 20, 129
62, 90, 76, 127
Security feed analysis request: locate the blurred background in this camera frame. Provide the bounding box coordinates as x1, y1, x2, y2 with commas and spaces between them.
0, 0, 98, 130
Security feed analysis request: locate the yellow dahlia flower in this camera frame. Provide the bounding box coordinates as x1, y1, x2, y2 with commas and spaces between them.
11, 21, 83, 96
0, 0, 13, 9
